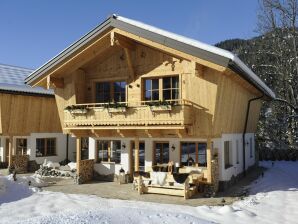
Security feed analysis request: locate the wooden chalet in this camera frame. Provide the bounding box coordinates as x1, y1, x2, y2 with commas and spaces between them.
25, 15, 275, 196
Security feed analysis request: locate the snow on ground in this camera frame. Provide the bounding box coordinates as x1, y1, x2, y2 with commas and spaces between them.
0, 161, 298, 224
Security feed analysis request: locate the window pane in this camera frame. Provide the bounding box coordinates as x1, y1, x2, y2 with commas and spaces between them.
152, 79, 159, 90
152, 90, 159, 100
145, 91, 152, 101
188, 143, 196, 164
16, 138, 27, 155
114, 82, 121, 92
198, 143, 207, 166
110, 141, 121, 164
163, 90, 171, 100
98, 141, 109, 162
162, 143, 169, 164
172, 89, 179, 100
36, 139, 45, 157
172, 76, 179, 88
96, 82, 110, 103
181, 143, 189, 166
155, 143, 162, 164
163, 77, 171, 89
145, 79, 151, 91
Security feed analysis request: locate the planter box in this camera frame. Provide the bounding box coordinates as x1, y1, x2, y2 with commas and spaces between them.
68, 109, 88, 114
150, 105, 172, 112
107, 107, 127, 113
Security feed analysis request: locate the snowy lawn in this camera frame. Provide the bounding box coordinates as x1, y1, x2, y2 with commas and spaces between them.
0, 161, 298, 224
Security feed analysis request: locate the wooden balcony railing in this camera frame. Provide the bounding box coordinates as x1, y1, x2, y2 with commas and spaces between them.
63, 99, 205, 129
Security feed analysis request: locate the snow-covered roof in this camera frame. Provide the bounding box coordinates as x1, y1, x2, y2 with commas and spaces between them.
25, 14, 275, 99
0, 64, 53, 95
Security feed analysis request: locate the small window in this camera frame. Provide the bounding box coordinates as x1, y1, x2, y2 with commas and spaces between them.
16, 138, 27, 155
180, 142, 207, 167
81, 137, 89, 160
249, 138, 253, 158
224, 141, 232, 169
97, 140, 121, 164
154, 142, 169, 164
36, 138, 56, 157
236, 140, 239, 164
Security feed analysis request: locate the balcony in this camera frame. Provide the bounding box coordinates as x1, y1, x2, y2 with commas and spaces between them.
64, 99, 204, 130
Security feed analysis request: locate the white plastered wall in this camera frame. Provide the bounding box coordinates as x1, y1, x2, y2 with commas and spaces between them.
0, 133, 76, 164
214, 133, 256, 181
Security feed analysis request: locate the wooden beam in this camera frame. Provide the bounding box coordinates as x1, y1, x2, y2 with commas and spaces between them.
76, 137, 81, 176
144, 129, 152, 138
206, 137, 212, 183
124, 48, 135, 80
117, 129, 124, 138
134, 137, 139, 172
114, 34, 136, 50
176, 129, 183, 138
50, 77, 64, 88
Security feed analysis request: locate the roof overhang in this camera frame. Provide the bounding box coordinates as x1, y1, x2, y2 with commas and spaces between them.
25, 14, 275, 99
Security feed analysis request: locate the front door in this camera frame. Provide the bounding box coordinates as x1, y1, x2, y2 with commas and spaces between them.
130, 141, 145, 174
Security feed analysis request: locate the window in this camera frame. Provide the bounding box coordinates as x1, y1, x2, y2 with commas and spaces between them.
144, 78, 159, 101
97, 140, 121, 164
114, 81, 126, 102
95, 81, 126, 103
180, 142, 207, 167
95, 82, 110, 103
236, 140, 239, 164
154, 142, 169, 164
162, 76, 179, 100
36, 138, 56, 157
81, 137, 89, 160
144, 76, 179, 101
132, 142, 145, 171
16, 138, 27, 155
224, 141, 232, 169
249, 138, 253, 158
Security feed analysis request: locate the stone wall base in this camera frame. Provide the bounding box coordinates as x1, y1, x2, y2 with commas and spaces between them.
11, 155, 29, 173
77, 159, 94, 184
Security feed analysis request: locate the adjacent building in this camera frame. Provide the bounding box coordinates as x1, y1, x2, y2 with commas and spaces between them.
0, 64, 75, 171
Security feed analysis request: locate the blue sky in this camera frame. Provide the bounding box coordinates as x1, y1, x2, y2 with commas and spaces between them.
0, 0, 260, 69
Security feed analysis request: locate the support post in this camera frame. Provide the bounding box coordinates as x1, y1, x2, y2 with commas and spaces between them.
207, 137, 212, 183
8, 136, 13, 168
76, 137, 81, 176
134, 137, 139, 172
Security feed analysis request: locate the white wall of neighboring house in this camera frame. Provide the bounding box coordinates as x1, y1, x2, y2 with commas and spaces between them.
214, 133, 256, 181
0, 133, 76, 164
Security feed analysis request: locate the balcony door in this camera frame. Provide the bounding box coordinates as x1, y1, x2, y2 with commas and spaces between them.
95, 81, 126, 103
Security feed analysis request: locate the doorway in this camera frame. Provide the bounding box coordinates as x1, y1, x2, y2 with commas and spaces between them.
130, 141, 145, 174
5, 138, 9, 162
